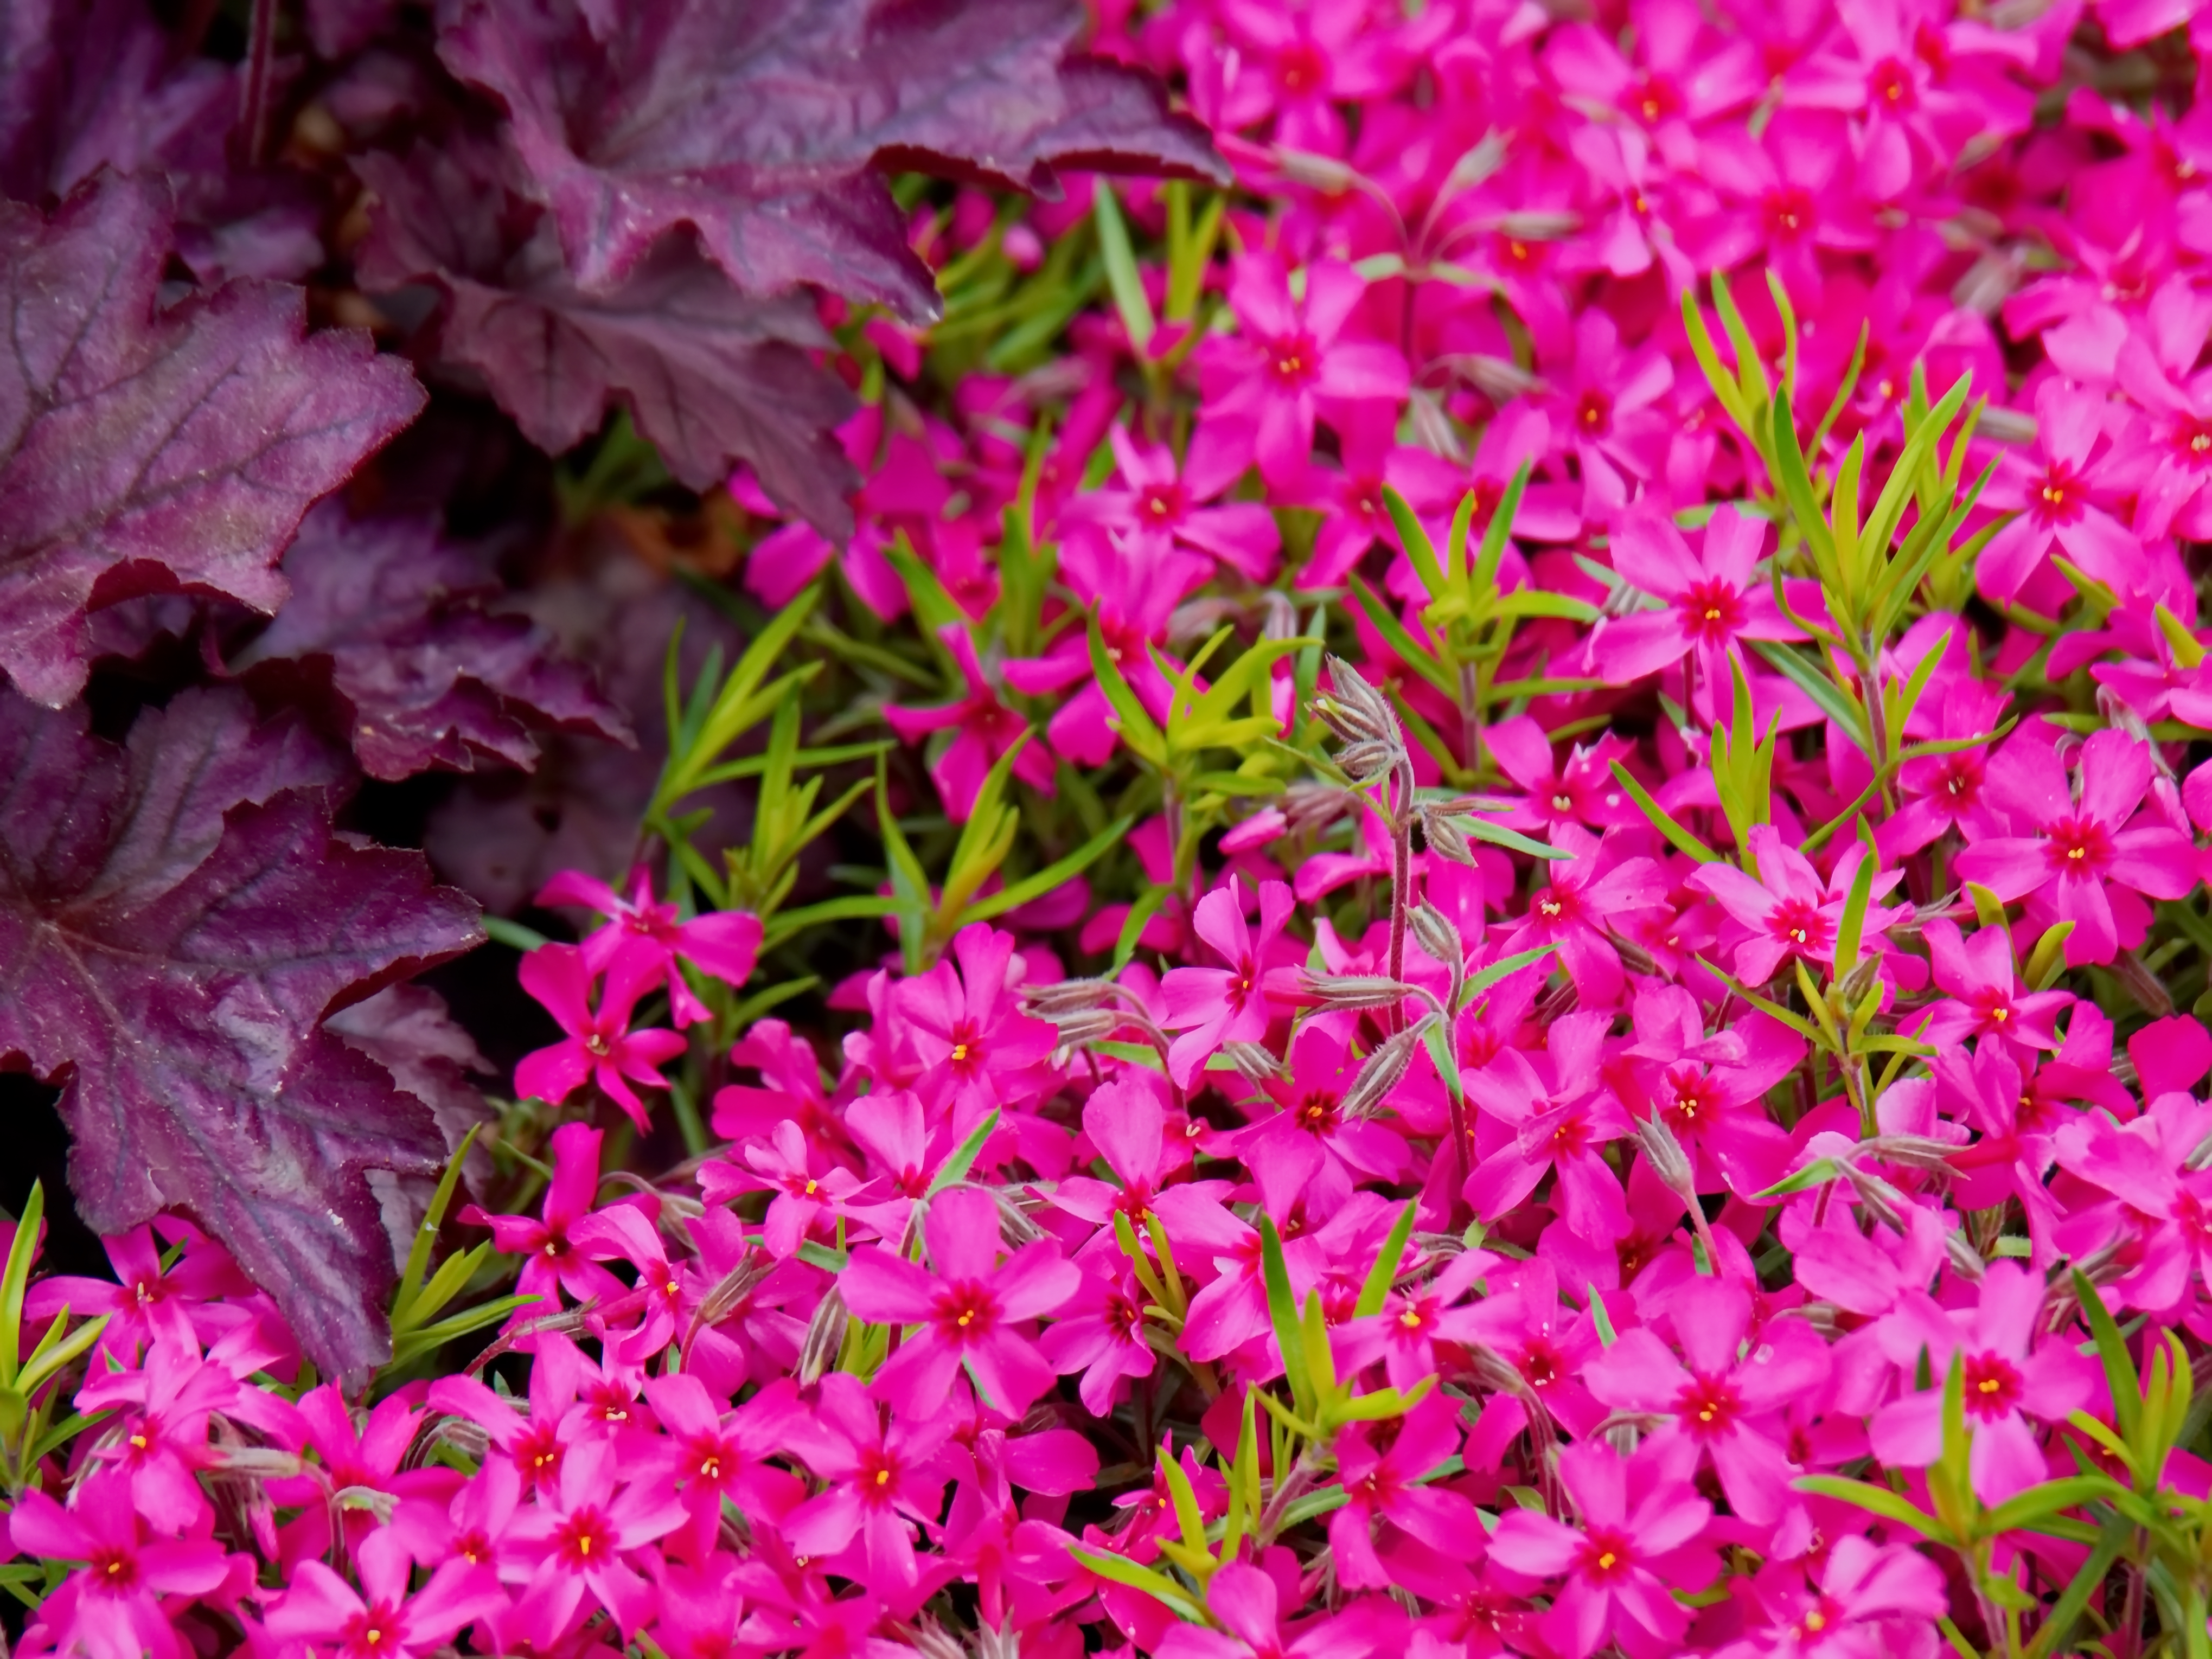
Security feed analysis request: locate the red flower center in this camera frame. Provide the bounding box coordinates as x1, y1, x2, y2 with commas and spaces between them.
1869, 58, 1917, 108
554, 1504, 612, 1566
1577, 1527, 1636, 1582
1267, 332, 1320, 387
89, 1548, 138, 1593
1676, 1373, 1743, 1438
2034, 462, 2085, 524
1277, 42, 1326, 97
932, 1280, 1000, 1344
1681, 579, 1746, 642
2178, 419, 2212, 467
1767, 898, 1833, 959
1763, 185, 1815, 239
1141, 484, 1184, 523
1575, 389, 1612, 434
1295, 1091, 1341, 1135
343, 1604, 402, 1657
2043, 815, 2113, 878
1962, 1350, 2024, 1419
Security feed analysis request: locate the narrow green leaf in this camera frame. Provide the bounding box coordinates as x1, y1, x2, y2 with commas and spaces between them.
1260, 1215, 1315, 1418
1384, 487, 1447, 602
1092, 184, 1156, 351
966, 816, 1137, 925
2073, 1270, 2141, 1445
1355, 1202, 1420, 1318
1793, 1475, 1946, 1541
928, 1109, 1003, 1196
1607, 761, 1721, 863
1453, 815, 1576, 861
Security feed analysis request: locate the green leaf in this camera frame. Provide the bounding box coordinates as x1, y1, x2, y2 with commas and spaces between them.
1984, 1474, 2120, 1536
2025, 1514, 2132, 1659
928, 1109, 1003, 1196
2073, 1270, 2141, 1446
1793, 1475, 1945, 1541
1260, 1215, 1314, 1419
1355, 1202, 1419, 1318
1113, 886, 1171, 973
1588, 1285, 1617, 1347
481, 915, 551, 953
386, 1293, 541, 1370
1347, 575, 1455, 700
1092, 184, 1156, 352
1752, 640, 1866, 748
1607, 761, 1721, 863
1453, 815, 1576, 861
1461, 943, 1559, 1001
1065, 1545, 1209, 1624
760, 895, 901, 951
391, 1126, 483, 1334
964, 816, 1137, 925
1384, 486, 1448, 602
1751, 1158, 1841, 1201
1090, 618, 1168, 766
1833, 825, 1876, 978
0, 1180, 44, 1383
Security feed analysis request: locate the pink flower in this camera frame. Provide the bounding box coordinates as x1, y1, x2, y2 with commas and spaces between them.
1329, 1393, 1484, 1589
1037, 1260, 1156, 1415
1716, 1536, 1949, 1659
1486, 1438, 1714, 1659
7, 1475, 231, 1659
886, 624, 1056, 823
1154, 1560, 1402, 1659
507, 1440, 686, 1637
1206, 255, 1409, 488
1161, 879, 1297, 1087
1690, 827, 1901, 988
782, 1372, 958, 1589
838, 1187, 1079, 1417
266, 1529, 506, 1659
512, 944, 688, 1128
1583, 506, 1803, 690
1909, 919, 2073, 1051
464, 1121, 625, 1310
1868, 1261, 2100, 1503
1975, 381, 2139, 607
1587, 1276, 1828, 1525
1068, 423, 1282, 582
1498, 824, 1669, 1010
892, 923, 1059, 1130
1952, 728, 2197, 966
537, 866, 761, 1025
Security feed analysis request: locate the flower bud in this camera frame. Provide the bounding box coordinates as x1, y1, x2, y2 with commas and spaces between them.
1274, 147, 1359, 194
1342, 1017, 1431, 1118
207, 1446, 305, 1480
1332, 739, 1399, 786
1461, 355, 1544, 402
1046, 1007, 1122, 1064
1842, 1163, 1906, 1231
1944, 1229, 1986, 1283
1633, 1113, 1696, 1202
1419, 806, 1476, 865
1407, 901, 1463, 971
1022, 978, 1117, 1017
1494, 210, 1578, 241
798, 1286, 849, 1385
1303, 971, 1415, 1011
1219, 1041, 1283, 1082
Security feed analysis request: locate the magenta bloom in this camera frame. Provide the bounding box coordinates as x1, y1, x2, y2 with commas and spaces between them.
1038, 1260, 1155, 1415
886, 624, 1056, 822
1583, 505, 1802, 690
1482, 716, 1644, 837
838, 1187, 1079, 1417
1206, 255, 1409, 487
893, 923, 1059, 1129
507, 1440, 686, 1638
1952, 728, 2196, 965
1067, 422, 1281, 582
782, 1372, 957, 1590
1587, 1276, 1828, 1525
1498, 824, 1669, 1010
538, 866, 761, 1025
1719, 1536, 1949, 1659
267, 1528, 507, 1659
1154, 1560, 1400, 1659
7, 1475, 231, 1659
464, 1121, 624, 1310
1161, 879, 1296, 1087
1690, 827, 1901, 987
1868, 1261, 2099, 1503
1910, 919, 2073, 1051
1976, 380, 2138, 606
1329, 1393, 1484, 1589
513, 944, 688, 1128
1487, 1438, 1714, 1659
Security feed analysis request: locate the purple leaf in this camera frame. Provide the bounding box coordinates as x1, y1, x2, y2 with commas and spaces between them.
434, 0, 1226, 322
232, 502, 633, 781
0, 687, 484, 1381
356, 140, 856, 533
0, 172, 426, 708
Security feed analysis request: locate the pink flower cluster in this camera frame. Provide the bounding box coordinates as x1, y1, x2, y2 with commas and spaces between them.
16, 0, 2212, 1655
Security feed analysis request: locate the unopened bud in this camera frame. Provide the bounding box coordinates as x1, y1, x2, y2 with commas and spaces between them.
1046, 1008, 1122, 1062
1461, 355, 1544, 403
1465, 1341, 1531, 1398
1219, 1041, 1283, 1083
1944, 1230, 1986, 1283
798, 1286, 849, 1385
1407, 901, 1463, 971
1792, 1302, 1843, 1338
1865, 1134, 1957, 1173
1615, 934, 1658, 977
333, 1485, 398, 1522
1342, 1017, 1431, 1118
1633, 1114, 1696, 1201
207, 1446, 305, 1480
1419, 807, 1476, 865
1842, 1163, 1907, 1231
1332, 739, 1398, 785
1494, 210, 1578, 241
1275, 148, 1358, 194
1318, 655, 1399, 746
1974, 403, 2038, 446
1439, 131, 1508, 196
1304, 972, 1415, 1011
1284, 780, 1357, 836
1022, 978, 1117, 1017
2187, 1130, 2212, 1173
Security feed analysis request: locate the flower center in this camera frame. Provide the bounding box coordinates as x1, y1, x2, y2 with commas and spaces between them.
1576, 390, 1611, 433
1682, 580, 1745, 642
1963, 1350, 2024, 1419
1268, 333, 1319, 386
2035, 463, 2085, 523
1768, 898, 1833, 959
1677, 1373, 1743, 1438
934, 1281, 999, 1342
2043, 815, 2113, 877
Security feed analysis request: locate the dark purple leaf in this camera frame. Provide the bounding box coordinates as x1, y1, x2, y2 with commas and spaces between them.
328, 982, 496, 1254
0, 0, 229, 204
355, 140, 856, 532
0, 686, 484, 1381
232, 502, 632, 780
433, 0, 1226, 322
0, 172, 426, 708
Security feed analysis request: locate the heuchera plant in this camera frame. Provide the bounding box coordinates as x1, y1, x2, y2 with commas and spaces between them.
17, 0, 2212, 1656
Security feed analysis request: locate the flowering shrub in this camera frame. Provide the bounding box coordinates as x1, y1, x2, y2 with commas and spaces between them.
16, 0, 2212, 1656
